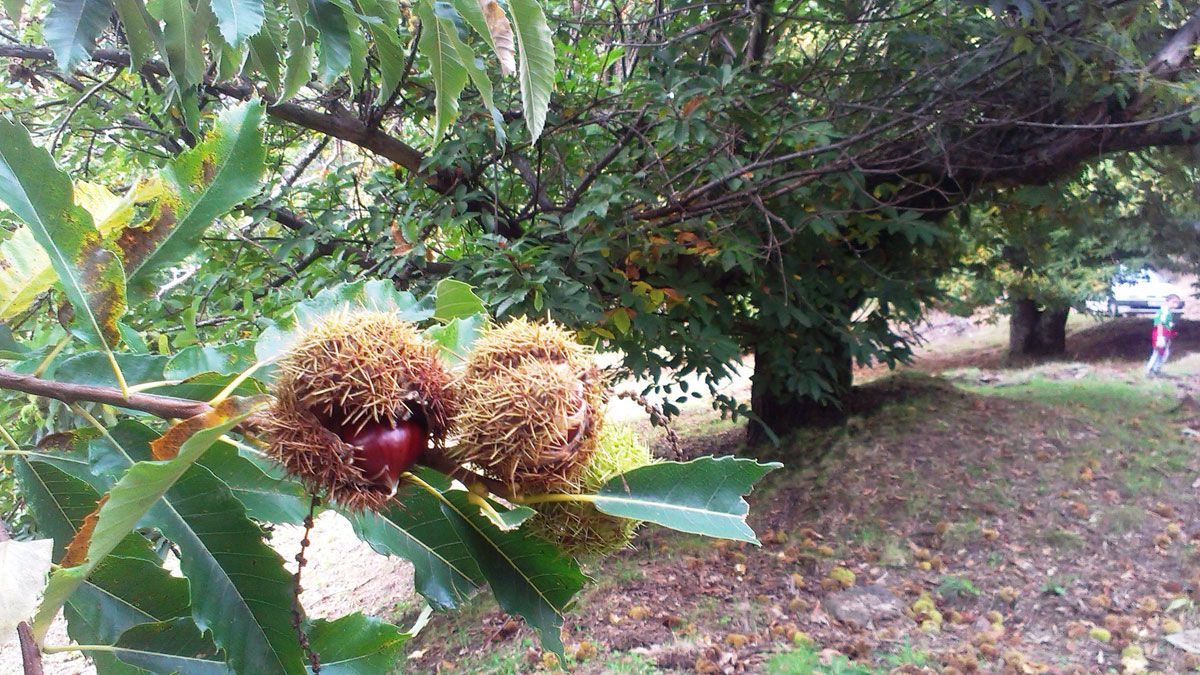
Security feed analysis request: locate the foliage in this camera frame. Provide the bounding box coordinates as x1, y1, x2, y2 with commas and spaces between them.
941, 156, 1200, 316
4, 1, 1200, 667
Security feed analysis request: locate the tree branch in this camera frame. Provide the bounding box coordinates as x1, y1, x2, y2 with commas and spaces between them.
0, 43, 457, 194
0, 369, 517, 500
0, 369, 211, 419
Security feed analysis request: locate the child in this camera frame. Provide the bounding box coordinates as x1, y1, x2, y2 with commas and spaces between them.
1146, 294, 1183, 377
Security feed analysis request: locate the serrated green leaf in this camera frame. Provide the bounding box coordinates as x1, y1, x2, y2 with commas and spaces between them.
216, 39, 249, 81
507, 0, 554, 141
65, 541, 197, 675
347, 475, 482, 611
113, 0, 164, 68
438, 488, 586, 659
311, 0, 351, 84
247, 3, 286, 93
441, 2, 504, 141
211, 0, 265, 45
44, 0, 114, 71
54, 351, 168, 388
195, 440, 310, 525
84, 417, 304, 674
0, 117, 126, 352
112, 619, 233, 674
279, 17, 314, 102
417, 0, 470, 142
593, 456, 782, 544
433, 278, 485, 320
161, 0, 210, 89
494, 504, 535, 529
0, 325, 30, 360
117, 102, 266, 296
142, 371, 267, 401
33, 397, 267, 642
355, 0, 406, 99
164, 340, 256, 379
15, 458, 199, 675
308, 613, 413, 674
423, 313, 484, 362
14, 458, 106, 560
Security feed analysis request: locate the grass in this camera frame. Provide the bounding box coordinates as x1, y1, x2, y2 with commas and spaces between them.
1100, 505, 1147, 534
884, 639, 933, 668
599, 652, 661, 674
937, 575, 982, 600
1042, 527, 1086, 552
767, 644, 876, 674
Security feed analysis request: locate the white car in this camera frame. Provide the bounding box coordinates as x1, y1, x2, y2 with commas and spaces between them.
1086, 268, 1188, 316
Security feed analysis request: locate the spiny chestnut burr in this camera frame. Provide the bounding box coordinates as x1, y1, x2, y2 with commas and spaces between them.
450, 318, 607, 493
261, 310, 456, 511
526, 424, 655, 557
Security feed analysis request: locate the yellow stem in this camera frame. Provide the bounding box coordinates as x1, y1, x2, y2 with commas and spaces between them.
402, 471, 457, 511
105, 350, 131, 400
42, 644, 116, 654
511, 493, 597, 506
468, 491, 508, 527
209, 358, 274, 406
71, 404, 128, 455
0, 423, 19, 450
31, 335, 70, 378
127, 379, 183, 393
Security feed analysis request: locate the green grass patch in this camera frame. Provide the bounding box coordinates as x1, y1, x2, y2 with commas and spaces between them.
767, 644, 877, 674
1042, 527, 1086, 552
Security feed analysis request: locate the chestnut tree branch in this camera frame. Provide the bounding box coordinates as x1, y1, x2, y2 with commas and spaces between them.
0, 369, 518, 500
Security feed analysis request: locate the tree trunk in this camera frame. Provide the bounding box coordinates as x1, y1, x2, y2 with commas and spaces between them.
747, 338, 852, 445
1008, 297, 1069, 358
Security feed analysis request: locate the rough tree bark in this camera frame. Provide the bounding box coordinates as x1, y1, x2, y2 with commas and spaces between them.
1008, 298, 1070, 359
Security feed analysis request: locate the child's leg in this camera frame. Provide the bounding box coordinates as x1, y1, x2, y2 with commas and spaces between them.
1147, 348, 1164, 375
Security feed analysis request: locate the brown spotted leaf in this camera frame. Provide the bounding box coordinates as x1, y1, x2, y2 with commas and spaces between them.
117, 101, 265, 295
0, 117, 126, 348
59, 494, 109, 568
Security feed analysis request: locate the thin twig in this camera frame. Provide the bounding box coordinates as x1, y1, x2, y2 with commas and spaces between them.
50, 68, 123, 154
291, 495, 321, 674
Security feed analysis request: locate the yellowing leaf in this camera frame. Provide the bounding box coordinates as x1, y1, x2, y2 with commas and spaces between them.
478, 0, 516, 76
0, 179, 159, 320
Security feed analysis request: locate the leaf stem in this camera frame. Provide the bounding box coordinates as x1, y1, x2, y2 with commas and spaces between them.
401, 471, 455, 509
41, 644, 117, 654
0, 450, 90, 463
31, 335, 70, 378
511, 493, 597, 506
104, 349, 131, 400
0, 423, 19, 450
127, 379, 184, 393
467, 490, 509, 528
209, 358, 272, 406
